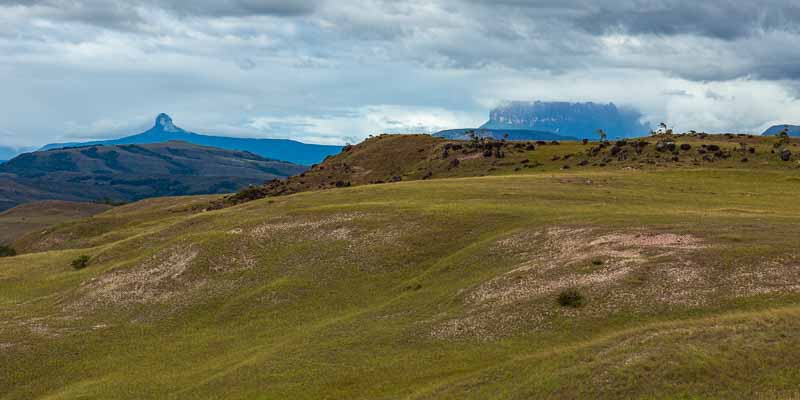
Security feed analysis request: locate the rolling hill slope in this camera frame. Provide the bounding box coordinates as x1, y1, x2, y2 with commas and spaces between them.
41, 114, 343, 166
0, 141, 305, 211
0, 201, 111, 245
1, 133, 800, 398
218, 132, 799, 206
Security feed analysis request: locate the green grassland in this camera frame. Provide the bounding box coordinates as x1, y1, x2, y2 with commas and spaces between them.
0, 201, 111, 246
2, 135, 800, 399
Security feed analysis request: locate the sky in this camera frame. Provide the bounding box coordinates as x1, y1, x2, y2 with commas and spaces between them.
2, 0, 800, 149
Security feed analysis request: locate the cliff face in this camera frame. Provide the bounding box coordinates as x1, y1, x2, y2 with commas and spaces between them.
481, 101, 651, 139
763, 125, 800, 136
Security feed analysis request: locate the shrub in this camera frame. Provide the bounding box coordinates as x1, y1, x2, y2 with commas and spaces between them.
591, 259, 603, 266
71, 255, 91, 270
0, 245, 16, 257
557, 288, 586, 308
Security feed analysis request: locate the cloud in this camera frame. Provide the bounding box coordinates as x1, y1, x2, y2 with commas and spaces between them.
244, 105, 484, 144
2, 0, 800, 148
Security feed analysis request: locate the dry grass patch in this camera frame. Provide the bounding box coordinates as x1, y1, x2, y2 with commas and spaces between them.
433, 227, 708, 340
71, 244, 201, 310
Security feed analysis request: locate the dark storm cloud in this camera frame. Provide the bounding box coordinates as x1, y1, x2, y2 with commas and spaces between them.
155, 0, 321, 17
468, 0, 800, 39
0, 0, 320, 31
0, 0, 321, 15
575, 1, 800, 40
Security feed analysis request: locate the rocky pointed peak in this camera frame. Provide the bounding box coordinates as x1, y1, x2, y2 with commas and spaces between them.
154, 113, 180, 133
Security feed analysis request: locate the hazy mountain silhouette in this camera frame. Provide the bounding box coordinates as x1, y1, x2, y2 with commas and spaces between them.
41, 114, 342, 165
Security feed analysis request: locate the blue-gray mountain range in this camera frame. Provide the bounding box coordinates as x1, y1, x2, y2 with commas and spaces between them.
41, 114, 342, 166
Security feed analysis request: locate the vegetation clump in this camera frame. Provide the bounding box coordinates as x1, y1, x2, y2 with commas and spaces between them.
558, 288, 586, 308
71, 255, 91, 270
0, 245, 16, 257
775, 127, 791, 148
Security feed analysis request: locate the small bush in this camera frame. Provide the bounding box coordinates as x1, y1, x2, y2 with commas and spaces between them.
591, 259, 603, 266
71, 255, 91, 270
557, 288, 586, 308
0, 245, 16, 257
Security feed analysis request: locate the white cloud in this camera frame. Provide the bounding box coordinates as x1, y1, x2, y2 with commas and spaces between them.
245, 105, 484, 144
2, 0, 800, 148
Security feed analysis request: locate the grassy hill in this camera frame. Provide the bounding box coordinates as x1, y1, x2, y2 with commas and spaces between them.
1, 134, 800, 398
0, 201, 111, 245
0, 141, 305, 211
221, 132, 799, 205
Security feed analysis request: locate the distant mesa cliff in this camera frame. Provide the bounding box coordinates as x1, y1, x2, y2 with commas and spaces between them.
480, 101, 651, 139
763, 124, 800, 137
433, 128, 576, 141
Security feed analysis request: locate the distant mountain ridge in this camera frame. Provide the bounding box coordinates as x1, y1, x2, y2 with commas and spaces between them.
763, 125, 800, 136
0, 141, 306, 211
433, 128, 577, 141
41, 114, 342, 165
481, 101, 651, 139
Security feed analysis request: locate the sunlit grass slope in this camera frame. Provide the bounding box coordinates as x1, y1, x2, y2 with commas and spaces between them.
1, 137, 800, 398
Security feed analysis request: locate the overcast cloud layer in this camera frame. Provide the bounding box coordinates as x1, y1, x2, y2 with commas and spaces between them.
2, 0, 800, 148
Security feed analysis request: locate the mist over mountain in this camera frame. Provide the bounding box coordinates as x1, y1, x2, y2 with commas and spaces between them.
763, 124, 800, 136
0, 146, 35, 162
42, 114, 342, 166
480, 101, 651, 139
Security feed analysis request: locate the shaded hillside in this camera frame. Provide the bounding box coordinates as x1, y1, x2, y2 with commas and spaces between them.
0, 141, 305, 210
3, 160, 800, 398
220, 132, 800, 206
0, 201, 111, 245
41, 114, 343, 165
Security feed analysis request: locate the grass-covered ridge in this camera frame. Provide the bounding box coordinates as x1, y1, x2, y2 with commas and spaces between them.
219, 132, 800, 206
1, 135, 800, 399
